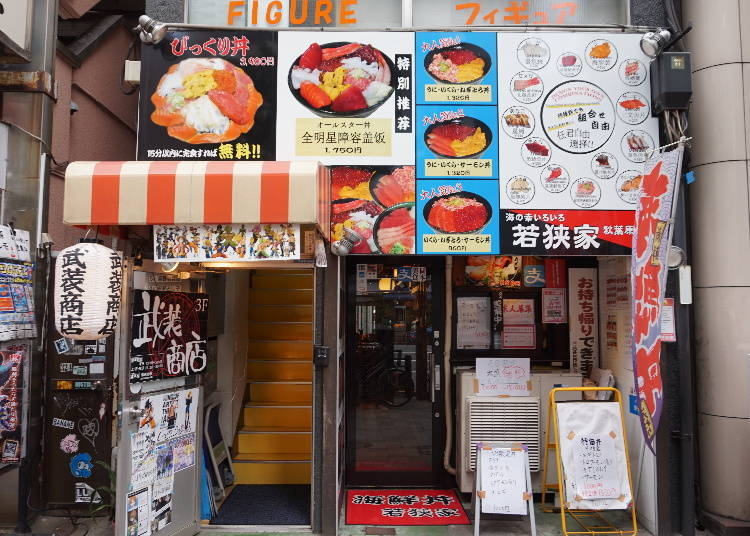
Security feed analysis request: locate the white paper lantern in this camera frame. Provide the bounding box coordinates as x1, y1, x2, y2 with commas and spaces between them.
54, 242, 123, 340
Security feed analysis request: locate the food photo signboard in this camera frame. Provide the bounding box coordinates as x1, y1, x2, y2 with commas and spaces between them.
276, 32, 415, 165
497, 33, 659, 255
137, 30, 278, 160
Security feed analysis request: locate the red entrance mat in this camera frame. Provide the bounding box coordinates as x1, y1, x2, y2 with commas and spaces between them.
345, 489, 470, 526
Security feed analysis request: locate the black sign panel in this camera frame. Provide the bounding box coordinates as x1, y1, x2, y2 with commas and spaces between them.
129, 291, 209, 383
137, 30, 278, 161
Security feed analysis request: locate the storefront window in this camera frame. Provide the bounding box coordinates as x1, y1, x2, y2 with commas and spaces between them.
187, 0, 627, 28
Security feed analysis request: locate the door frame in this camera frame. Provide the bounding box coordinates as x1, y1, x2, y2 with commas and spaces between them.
344, 256, 447, 488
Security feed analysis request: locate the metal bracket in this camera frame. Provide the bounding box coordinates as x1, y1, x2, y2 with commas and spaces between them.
0, 70, 55, 98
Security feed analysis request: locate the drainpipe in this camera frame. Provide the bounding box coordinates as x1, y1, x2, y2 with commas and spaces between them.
443, 257, 455, 475
9, 0, 58, 532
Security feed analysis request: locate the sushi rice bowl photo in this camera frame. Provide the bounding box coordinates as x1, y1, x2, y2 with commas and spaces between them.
424, 117, 493, 159
424, 43, 492, 85
288, 41, 396, 118
423, 192, 492, 234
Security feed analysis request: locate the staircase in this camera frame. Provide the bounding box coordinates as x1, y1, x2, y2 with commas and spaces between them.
233, 269, 313, 485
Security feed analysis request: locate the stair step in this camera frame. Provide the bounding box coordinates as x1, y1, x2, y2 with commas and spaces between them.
243, 405, 311, 428
247, 361, 312, 382
248, 305, 313, 322
247, 341, 313, 360
251, 273, 313, 289
248, 322, 312, 341
236, 430, 312, 453
232, 460, 311, 485
249, 288, 312, 305
234, 452, 311, 462
246, 382, 312, 403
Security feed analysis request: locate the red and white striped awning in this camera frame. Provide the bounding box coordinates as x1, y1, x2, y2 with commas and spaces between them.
63, 161, 329, 230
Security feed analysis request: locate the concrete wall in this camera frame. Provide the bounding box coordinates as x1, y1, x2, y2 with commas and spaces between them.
48, 24, 139, 250
684, 0, 750, 523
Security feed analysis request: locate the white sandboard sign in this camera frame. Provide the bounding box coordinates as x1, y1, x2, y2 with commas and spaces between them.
473, 442, 536, 536
556, 401, 632, 510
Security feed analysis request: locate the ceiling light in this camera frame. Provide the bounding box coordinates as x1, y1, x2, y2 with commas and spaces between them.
640, 29, 672, 58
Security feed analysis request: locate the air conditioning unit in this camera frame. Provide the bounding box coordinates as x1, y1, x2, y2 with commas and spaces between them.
455, 369, 582, 493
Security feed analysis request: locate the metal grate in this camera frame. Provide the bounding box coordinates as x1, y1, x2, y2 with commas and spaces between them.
467, 398, 541, 472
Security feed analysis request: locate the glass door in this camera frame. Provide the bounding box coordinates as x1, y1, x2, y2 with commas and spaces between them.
345, 258, 444, 487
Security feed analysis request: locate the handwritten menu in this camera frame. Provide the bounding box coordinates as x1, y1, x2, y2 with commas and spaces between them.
456, 296, 491, 350
476, 357, 530, 396
479, 446, 528, 515
570, 434, 620, 500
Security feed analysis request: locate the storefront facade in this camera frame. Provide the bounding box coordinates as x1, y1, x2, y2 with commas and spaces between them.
54, 1, 697, 535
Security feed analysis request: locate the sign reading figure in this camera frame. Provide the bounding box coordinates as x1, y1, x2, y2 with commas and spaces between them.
129, 291, 209, 383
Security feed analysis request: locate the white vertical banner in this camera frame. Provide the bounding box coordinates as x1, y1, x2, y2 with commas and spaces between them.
568, 268, 599, 375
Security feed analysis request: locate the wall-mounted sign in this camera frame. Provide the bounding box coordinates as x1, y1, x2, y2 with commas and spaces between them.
129, 291, 209, 383
497, 33, 658, 255
569, 268, 598, 375
137, 30, 278, 161
154, 224, 300, 262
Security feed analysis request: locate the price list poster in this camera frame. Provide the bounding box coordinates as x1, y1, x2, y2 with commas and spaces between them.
497, 33, 659, 255
415, 32, 500, 255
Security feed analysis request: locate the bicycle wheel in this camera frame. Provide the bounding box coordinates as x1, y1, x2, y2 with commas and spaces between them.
379, 367, 415, 407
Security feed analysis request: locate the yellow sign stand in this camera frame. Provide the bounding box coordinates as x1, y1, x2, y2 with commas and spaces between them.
540, 387, 638, 536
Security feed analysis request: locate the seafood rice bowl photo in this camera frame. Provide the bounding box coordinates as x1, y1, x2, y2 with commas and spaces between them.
288, 42, 395, 117
423, 192, 492, 234
424, 117, 492, 159
151, 58, 263, 144
424, 43, 492, 84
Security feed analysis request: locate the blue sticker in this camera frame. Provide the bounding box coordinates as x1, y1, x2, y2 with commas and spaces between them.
629, 394, 639, 416
70, 452, 93, 478
523, 264, 546, 287
685, 170, 695, 184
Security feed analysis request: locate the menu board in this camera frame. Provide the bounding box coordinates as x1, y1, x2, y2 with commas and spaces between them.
456, 296, 491, 350
276, 32, 415, 165
497, 33, 659, 255
478, 446, 529, 515
415, 32, 501, 255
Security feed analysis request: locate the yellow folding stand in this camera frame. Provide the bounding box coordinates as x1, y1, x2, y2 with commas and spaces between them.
540, 387, 638, 536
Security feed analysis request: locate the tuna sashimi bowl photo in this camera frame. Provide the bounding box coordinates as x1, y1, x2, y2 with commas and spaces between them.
289, 42, 395, 117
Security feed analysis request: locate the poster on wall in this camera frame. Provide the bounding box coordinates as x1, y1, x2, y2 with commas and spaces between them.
0, 342, 26, 463
497, 33, 659, 255
456, 296, 491, 350
475, 357, 530, 396
0, 262, 36, 341
137, 30, 278, 160
569, 268, 599, 375
416, 178, 500, 254
464, 255, 521, 287
542, 288, 567, 323
154, 224, 300, 262
631, 146, 684, 453
129, 291, 209, 383
276, 32, 415, 165
330, 165, 416, 255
